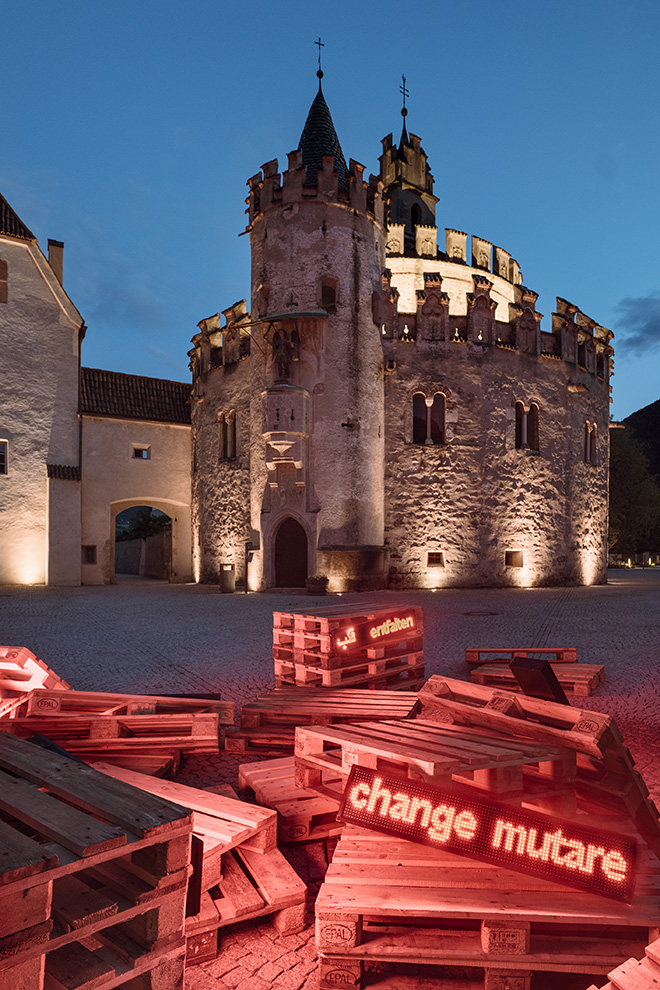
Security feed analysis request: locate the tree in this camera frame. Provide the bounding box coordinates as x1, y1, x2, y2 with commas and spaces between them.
609, 428, 660, 553
117, 508, 171, 543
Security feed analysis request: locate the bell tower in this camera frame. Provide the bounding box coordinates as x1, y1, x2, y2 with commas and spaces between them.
245, 67, 388, 591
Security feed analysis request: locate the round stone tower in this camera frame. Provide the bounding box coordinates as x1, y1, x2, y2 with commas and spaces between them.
243, 78, 388, 590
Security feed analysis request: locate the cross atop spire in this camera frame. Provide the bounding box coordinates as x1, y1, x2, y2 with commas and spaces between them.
315, 37, 324, 81
399, 74, 409, 118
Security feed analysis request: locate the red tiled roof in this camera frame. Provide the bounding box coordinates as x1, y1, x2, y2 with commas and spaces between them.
47, 464, 81, 481
80, 368, 191, 424
0, 193, 35, 240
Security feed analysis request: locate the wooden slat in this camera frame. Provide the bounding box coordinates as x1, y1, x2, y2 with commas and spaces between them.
0, 735, 191, 839
0, 818, 58, 885
25, 688, 233, 722
0, 769, 127, 858
51, 875, 119, 931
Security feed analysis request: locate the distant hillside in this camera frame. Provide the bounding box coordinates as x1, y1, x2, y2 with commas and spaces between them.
624, 398, 660, 480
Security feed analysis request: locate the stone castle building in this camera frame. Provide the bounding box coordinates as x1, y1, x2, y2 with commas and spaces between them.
0, 78, 613, 589
189, 79, 613, 591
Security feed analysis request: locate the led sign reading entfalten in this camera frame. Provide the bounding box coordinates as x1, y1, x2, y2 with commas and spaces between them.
337, 766, 637, 903
333, 612, 419, 655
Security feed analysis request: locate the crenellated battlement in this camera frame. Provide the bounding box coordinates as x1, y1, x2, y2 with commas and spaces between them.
246, 154, 384, 228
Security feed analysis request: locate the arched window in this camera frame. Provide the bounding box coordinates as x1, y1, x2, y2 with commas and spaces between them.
257, 283, 270, 317
596, 352, 606, 379
411, 203, 422, 228
218, 410, 236, 460
515, 401, 525, 449
413, 392, 427, 444
217, 412, 226, 460
527, 403, 539, 452
585, 422, 597, 465
371, 290, 380, 326
515, 401, 539, 451
321, 277, 337, 312
413, 392, 445, 445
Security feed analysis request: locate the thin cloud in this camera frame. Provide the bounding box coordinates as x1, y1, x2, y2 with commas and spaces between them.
613, 292, 660, 356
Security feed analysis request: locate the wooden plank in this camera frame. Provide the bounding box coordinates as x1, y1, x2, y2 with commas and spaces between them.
51, 875, 119, 931
92, 762, 276, 852
25, 688, 233, 723
471, 663, 604, 697
0, 769, 127, 858
0, 735, 191, 839
214, 851, 265, 920
0, 882, 51, 939
465, 648, 578, 665
0, 818, 59, 885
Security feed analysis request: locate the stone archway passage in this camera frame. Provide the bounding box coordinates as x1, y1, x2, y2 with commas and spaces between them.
274, 518, 307, 588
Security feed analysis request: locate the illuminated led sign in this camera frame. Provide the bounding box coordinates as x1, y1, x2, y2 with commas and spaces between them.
338, 766, 637, 902
333, 612, 419, 655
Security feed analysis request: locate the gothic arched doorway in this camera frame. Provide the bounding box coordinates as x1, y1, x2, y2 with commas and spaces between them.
274, 518, 307, 588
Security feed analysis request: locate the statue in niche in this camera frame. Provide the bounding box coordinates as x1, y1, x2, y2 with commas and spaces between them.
272, 327, 300, 379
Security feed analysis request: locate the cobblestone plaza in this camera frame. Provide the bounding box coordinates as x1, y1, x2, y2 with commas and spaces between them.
2, 571, 658, 988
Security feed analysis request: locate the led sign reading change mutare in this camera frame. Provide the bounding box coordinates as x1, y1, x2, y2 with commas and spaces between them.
333, 612, 418, 655
338, 766, 637, 902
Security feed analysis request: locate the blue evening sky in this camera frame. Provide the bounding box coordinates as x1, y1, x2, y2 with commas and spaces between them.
2, 0, 659, 421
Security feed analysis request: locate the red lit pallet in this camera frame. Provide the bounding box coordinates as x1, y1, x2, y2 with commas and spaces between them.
273, 635, 424, 669
238, 756, 343, 843
465, 647, 578, 665
470, 662, 604, 697
224, 687, 421, 754
0, 733, 192, 990
273, 605, 424, 646
275, 652, 424, 689
315, 825, 660, 990
293, 719, 576, 813
585, 935, 660, 989
184, 839, 307, 965
418, 676, 660, 857
0, 646, 70, 720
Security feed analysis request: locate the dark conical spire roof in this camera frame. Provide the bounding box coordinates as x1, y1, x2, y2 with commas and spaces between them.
0, 192, 35, 240
298, 82, 348, 189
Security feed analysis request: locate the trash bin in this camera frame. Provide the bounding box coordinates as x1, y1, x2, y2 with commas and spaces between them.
219, 563, 235, 593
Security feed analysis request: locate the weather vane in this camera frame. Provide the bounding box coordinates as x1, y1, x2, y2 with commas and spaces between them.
315, 37, 324, 79
400, 73, 409, 118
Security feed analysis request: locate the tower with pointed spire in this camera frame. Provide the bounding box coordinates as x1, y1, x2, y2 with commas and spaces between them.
190, 71, 389, 590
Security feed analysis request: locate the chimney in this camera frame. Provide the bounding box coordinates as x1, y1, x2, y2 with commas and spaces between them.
48, 239, 64, 284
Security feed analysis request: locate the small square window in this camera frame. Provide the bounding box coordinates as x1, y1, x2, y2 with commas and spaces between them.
505, 550, 524, 568
82, 545, 97, 565
132, 445, 151, 460
0, 440, 7, 475
427, 551, 445, 568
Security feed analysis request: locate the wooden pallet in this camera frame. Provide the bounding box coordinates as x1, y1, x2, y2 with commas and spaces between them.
273, 636, 424, 669
225, 687, 421, 754
273, 605, 424, 650
0, 711, 222, 769
185, 842, 307, 964
471, 662, 604, 697
21, 687, 234, 722
315, 825, 660, 990
465, 648, 578, 665
586, 935, 660, 989
418, 676, 660, 856
238, 756, 343, 843
93, 763, 277, 892
293, 719, 577, 813
275, 653, 424, 689
0, 646, 70, 720
0, 733, 192, 990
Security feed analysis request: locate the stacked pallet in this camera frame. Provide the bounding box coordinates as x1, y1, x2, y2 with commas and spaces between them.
316, 826, 660, 990
0, 682, 234, 775
465, 646, 605, 697
0, 645, 70, 718
309, 677, 660, 988
225, 686, 421, 753
0, 733, 192, 990
586, 935, 660, 989
94, 764, 307, 966
419, 676, 660, 852
272, 604, 424, 690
